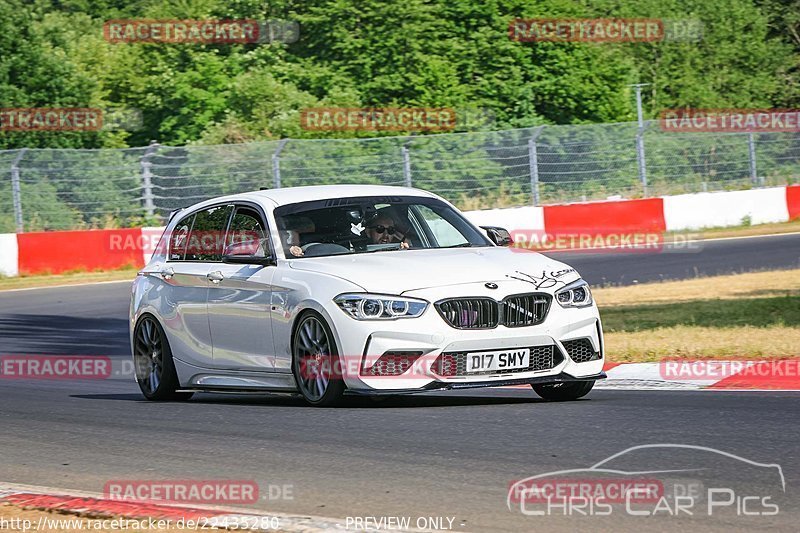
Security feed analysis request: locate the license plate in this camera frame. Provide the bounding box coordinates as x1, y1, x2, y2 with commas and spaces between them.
466, 348, 530, 373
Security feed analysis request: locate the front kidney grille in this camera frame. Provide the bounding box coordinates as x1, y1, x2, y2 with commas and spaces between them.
435, 298, 499, 329
502, 294, 551, 327
435, 294, 551, 329
430, 345, 564, 377
562, 338, 601, 363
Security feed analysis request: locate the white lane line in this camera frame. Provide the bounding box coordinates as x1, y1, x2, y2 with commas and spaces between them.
678, 230, 800, 244
543, 229, 800, 254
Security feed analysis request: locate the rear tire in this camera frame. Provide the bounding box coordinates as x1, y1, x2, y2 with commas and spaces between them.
292, 311, 345, 407
532, 380, 594, 401
133, 315, 194, 402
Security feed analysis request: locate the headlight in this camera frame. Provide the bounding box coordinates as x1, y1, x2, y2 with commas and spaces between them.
334, 294, 428, 320
555, 279, 593, 308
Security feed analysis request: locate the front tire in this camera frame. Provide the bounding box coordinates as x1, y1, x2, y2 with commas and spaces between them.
292, 312, 345, 407
133, 315, 193, 401
533, 380, 594, 401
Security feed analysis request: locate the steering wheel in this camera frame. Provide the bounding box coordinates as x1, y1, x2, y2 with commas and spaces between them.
301, 243, 350, 256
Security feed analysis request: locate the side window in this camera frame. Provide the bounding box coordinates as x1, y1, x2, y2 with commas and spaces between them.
227, 207, 269, 258
413, 205, 468, 247
169, 214, 195, 261
185, 205, 233, 262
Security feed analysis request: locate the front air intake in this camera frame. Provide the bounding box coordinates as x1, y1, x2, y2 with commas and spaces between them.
363, 351, 424, 376
562, 338, 601, 363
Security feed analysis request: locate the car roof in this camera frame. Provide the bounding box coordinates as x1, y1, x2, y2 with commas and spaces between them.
182, 184, 441, 213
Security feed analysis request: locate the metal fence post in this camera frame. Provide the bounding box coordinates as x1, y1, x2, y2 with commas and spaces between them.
528, 126, 545, 205
272, 139, 289, 189
636, 122, 649, 197
402, 145, 412, 188
747, 132, 758, 185
630, 83, 650, 197
140, 141, 159, 218
10, 148, 27, 233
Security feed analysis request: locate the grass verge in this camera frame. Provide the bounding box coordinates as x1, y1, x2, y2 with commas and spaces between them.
595, 269, 800, 362
0, 268, 138, 291
666, 217, 800, 241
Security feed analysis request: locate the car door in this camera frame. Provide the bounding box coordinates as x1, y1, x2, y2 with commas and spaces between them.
207, 204, 276, 371
157, 205, 232, 369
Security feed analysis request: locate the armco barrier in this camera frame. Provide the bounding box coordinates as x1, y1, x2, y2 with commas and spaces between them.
0, 186, 797, 277
463, 205, 545, 231
0, 233, 19, 276
16, 228, 145, 275
663, 187, 789, 231
541, 197, 666, 235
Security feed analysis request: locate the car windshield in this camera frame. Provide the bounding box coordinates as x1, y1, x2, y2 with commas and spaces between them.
273, 195, 491, 258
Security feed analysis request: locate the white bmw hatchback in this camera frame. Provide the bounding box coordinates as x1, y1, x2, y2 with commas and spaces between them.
130, 185, 605, 406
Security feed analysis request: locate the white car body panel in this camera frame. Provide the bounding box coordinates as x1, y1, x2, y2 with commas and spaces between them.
130, 185, 605, 396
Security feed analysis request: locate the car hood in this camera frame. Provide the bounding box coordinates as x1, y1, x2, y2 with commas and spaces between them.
287, 247, 580, 294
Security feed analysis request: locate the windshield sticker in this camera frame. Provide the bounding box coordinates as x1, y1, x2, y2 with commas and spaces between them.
351, 221, 365, 236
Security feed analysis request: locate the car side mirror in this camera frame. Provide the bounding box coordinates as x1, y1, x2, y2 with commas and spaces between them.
480, 226, 513, 246
222, 241, 274, 266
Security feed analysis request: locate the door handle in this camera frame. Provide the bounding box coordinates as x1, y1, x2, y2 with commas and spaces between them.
207, 270, 224, 283
160, 267, 174, 280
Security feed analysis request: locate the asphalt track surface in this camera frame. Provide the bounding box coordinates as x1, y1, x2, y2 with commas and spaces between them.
547, 232, 800, 286
1, 232, 799, 532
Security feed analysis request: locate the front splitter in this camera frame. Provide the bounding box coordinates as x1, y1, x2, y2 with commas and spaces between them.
345, 371, 607, 395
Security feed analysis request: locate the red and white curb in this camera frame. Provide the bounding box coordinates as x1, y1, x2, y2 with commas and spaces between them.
596, 360, 800, 391
0, 482, 407, 533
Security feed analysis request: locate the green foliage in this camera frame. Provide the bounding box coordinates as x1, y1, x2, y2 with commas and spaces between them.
1, 0, 796, 149
1, 0, 798, 228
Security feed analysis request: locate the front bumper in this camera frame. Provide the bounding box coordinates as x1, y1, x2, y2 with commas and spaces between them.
326, 281, 604, 393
